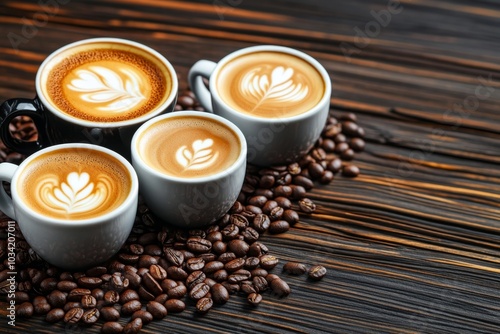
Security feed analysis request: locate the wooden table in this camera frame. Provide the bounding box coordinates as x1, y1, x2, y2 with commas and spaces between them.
1, 1, 499, 333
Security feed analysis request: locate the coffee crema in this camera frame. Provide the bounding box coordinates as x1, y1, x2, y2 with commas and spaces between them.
137, 116, 240, 178
43, 42, 172, 122
17, 148, 131, 220
215, 51, 325, 118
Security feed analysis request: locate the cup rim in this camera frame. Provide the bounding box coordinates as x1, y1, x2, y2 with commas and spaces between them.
35, 37, 178, 128
208, 44, 332, 122
11, 143, 139, 226
131, 110, 247, 183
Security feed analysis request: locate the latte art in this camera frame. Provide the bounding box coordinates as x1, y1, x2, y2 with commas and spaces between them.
37, 171, 113, 215
67, 65, 146, 113
216, 51, 325, 118
175, 139, 220, 171
18, 148, 132, 220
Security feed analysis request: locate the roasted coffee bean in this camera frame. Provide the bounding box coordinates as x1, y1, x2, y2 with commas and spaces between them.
64, 307, 84, 323
92, 288, 104, 300
121, 300, 142, 316
275, 196, 292, 209
136, 267, 149, 277
206, 231, 223, 243
308, 162, 325, 179
260, 255, 279, 270
101, 306, 121, 321
196, 297, 213, 313
285, 186, 304, 202
132, 310, 154, 325
40, 277, 58, 292
81, 295, 97, 308
13, 291, 29, 304
342, 164, 360, 177
47, 290, 67, 308
265, 274, 280, 284
149, 264, 167, 280
274, 185, 293, 198
248, 242, 268, 258
144, 244, 162, 256
230, 214, 249, 229
124, 271, 142, 288
186, 271, 206, 289
225, 258, 245, 271
129, 244, 144, 255
308, 265, 327, 280
327, 158, 342, 173
33, 296, 51, 315
63, 301, 81, 312
146, 300, 168, 319
198, 253, 216, 263
254, 188, 274, 199
221, 281, 240, 294
283, 262, 307, 275
259, 174, 275, 188
178, 95, 195, 108
335, 141, 349, 153
320, 170, 334, 184
77, 276, 102, 289
86, 266, 107, 277
138, 232, 157, 245
155, 293, 169, 304
68, 288, 91, 301
28, 268, 45, 285
334, 133, 347, 144
247, 293, 263, 306
247, 195, 267, 207
341, 120, 359, 136
322, 138, 335, 152
138, 286, 155, 301
82, 307, 99, 324
18, 281, 31, 292
46, 308, 65, 323
269, 220, 290, 234
164, 248, 184, 266
167, 285, 187, 299
298, 198, 316, 213
160, 278, 177, 291
186, 257, 205, 271
212, 269, 228, 282
218, 252, 237, 264
227, 239, 249, 257
203, 261, 224, 274
123, 317, 143, 334
221, 224, 239, 240
253, 276, 268, 293
166, 266, 188, 281
282, 209, 299, 225
228, 269, 251, 284
341, 148, 355, 161
187, 237, 212, 253
17, 302, 34, 318
244, 257, 260, 270
230, 200, 244, 213
262, 200, 278, 215
120, 289, 140, 304
270, 278, 291, 297
138, 254, 157, 268
251, 268, 269, 277
211, 240, 227, 254
293, 175, 314, 190
190, 282, 210, 300
142, 272, 163, 296
103, 290, 120, 305
164, 299, 185, 313
241, 227, 259, 244
269, 206, 284, 220
102, 321, 124, 334
252, 214, 270, 233
118, 253, 139, 265
240, 280, 256, 295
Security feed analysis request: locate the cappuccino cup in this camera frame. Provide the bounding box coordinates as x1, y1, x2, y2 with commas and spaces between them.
0, 38, 178, 159
188, 45, 331, 166
0, 143, 139, 269
131, 111, 247, 228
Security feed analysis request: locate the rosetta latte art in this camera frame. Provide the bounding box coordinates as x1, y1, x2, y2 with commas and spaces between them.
67, 66, 146, 113
240, 66, 309, 113
36, 171, 113, 215
175, 139, 219, 171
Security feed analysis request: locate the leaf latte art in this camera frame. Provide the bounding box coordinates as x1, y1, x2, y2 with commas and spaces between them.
240, 66, 309, 113
36, 172, 113, 215
67, 66, 146, 113
175, 139, 220, 171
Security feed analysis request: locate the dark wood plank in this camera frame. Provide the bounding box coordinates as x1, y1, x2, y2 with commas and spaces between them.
0, 0, 500, 333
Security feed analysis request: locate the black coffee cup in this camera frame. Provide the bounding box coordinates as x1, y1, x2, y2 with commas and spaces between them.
0, 38, 178, 158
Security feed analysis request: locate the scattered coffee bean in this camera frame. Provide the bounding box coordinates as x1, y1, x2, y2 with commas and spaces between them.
146, 301, 168, 319
308, 265, 327, 280
283, 262, 307, 275
342, 164, 360, 177
270, 278, 291, 298
196, 297, 213, 313
46, 308, 65, 323
82, 308, 100, 324
247, 293, 263, 306
101, 306, 120, 321
64, 307, 84, 324
102, 321, 124, 334
123, 317, 142, 334
17, 302, 34, 317
298, 198, 316, 213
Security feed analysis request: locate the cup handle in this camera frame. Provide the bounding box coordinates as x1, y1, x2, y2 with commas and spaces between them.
0, 98, 48, 156
0, 163, 18, 219
188, 60, 217, 113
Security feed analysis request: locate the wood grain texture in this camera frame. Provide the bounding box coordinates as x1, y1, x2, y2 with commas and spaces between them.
0, 0, 499, 333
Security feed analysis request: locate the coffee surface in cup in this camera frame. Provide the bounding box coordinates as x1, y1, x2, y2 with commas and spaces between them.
137, 116, 240, 178
215, 51, 325, 118
17, 147, 132, 220
43, 42, 172, 122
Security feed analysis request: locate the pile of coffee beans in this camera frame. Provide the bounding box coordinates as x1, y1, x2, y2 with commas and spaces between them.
0, 89, 364, 333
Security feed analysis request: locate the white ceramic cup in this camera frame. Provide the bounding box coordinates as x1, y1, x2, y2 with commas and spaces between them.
188, 45, 332, 166
0, 143, 139, 269
131, 111, 247, 228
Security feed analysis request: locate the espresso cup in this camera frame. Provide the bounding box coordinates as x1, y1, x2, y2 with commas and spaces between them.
131, 111, 247, 228
0, 37, 178, 159
0, 143, 139, 269
188, 45, 331, 166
